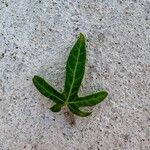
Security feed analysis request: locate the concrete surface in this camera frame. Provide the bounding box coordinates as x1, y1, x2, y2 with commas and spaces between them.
0, 0, 150, 150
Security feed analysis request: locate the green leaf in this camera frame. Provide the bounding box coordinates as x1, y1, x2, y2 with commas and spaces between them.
68, 104, 91, 117
32, 33, 108, 119
32, 76, 64, 104
50, 103, 64, 112
69, 91, 108, 107
64, 33, 86, 101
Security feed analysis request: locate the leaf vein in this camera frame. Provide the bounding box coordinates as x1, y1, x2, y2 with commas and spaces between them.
66, 40, 83, 102
36, 81, 64, 103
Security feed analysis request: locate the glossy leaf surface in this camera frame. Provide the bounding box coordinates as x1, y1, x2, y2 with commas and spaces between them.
64, 33, 86, 101
33, 33, 108, 117
32, 76, 64, 104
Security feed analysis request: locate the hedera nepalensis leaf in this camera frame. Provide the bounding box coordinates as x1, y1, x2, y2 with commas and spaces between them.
32, 33, 108, 117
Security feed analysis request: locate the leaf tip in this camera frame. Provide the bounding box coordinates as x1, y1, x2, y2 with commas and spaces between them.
32, 75, 36, 83
79, 33, 85, 40
102, 91, 108, 98
32, 75, 39, 84
32, 75, 37, 80
50, 107, 59, 112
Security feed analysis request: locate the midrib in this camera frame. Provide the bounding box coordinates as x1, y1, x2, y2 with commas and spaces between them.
66, 43, 82, 103
37, 82, 64, 103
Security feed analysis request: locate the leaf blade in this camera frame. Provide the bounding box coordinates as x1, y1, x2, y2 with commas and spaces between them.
68, 104, 91, 117
32, 76, 64, 104
50, 103, 64, 112
64, 33, 86, 101
69, 91, 108, 107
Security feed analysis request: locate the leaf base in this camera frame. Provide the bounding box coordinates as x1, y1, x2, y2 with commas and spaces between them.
63, 106, 76, 127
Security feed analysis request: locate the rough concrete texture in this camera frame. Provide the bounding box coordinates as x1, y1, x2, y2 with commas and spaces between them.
0, 0, 150, 150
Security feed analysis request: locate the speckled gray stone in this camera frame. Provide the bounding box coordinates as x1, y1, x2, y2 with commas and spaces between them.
0, 0, 150, 150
